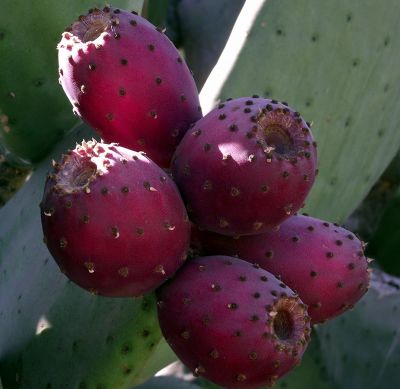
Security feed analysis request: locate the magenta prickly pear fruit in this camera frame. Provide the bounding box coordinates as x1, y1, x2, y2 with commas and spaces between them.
40, 140, 190, 297
191, 215, 371, 323
171, 97, 317, 236
58, 7, 202, 168
157, 255, 311, 388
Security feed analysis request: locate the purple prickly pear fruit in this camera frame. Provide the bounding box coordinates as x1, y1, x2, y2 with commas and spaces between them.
40, 140, 190, 297
57, 7, 202, 168
191, 215, 371, 323
171, 97, 317, 236
157, 255, 311, 388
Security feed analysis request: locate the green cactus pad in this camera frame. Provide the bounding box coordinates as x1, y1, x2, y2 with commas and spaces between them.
136, 376, 201, 389
200, 0, 400, 223
345, 150, 400, 242
0, 124, 175, 388
364, 187, 400, 276
172, 0, 245, 88
0, 0, 143, 164
144, 0, 169, 28
316, 271, 400, 389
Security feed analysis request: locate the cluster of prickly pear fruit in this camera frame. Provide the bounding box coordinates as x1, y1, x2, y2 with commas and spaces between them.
39, 5, 371, 389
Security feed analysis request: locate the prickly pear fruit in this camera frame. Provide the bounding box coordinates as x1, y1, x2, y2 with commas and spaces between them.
171, 97, 317, 236
40, 140, 190, 297
191, 215, 370, 323
58, 7, 202, 168
157, 255, 311, 388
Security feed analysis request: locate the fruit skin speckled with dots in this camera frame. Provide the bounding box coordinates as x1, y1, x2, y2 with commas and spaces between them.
171, 96, 317, 236
191, 214, 371, 324
40, 140, 190, 297
157, 255, 311, 389
57, 6, 202, 168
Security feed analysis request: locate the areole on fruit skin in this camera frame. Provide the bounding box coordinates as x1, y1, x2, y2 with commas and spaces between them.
58, 6, 202, 168
191, 214, 371, 324
40, 140, 191, 297
171, 96, 318, 236
157, 256, 311, 388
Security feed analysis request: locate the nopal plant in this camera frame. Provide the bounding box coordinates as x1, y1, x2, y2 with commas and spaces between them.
1, 1, 400, 388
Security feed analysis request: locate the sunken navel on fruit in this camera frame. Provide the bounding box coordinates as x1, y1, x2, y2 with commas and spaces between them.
72, 10, 111, 42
